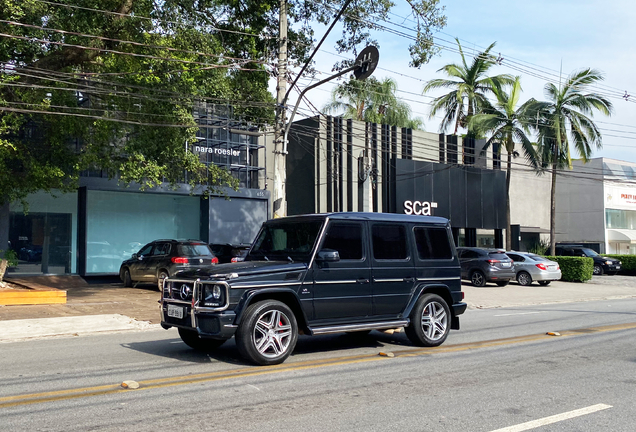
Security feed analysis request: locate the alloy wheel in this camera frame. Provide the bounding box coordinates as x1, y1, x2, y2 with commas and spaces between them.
253, 309, 293, 358
471, 271, 485, 287
517, 272, 532, 286
420, 301, 448, 342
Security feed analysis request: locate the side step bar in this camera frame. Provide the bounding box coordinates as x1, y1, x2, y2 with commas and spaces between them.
311, 320, 410, 336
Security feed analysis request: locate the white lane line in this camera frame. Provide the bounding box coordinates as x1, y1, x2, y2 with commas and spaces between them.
494, 312, 545, 317
489, 404, 612, 432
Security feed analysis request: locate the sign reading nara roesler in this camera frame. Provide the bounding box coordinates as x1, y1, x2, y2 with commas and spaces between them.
395, 159, 506, 229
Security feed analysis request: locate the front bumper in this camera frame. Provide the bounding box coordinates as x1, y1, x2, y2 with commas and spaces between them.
160, 277, 236, 340
603, 263, 621, 273
160, 303, 237, 339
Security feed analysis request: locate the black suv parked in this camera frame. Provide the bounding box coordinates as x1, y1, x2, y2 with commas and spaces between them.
209, 243, 250, 264
555, 246, 621, 275
456, 247, 515, 287
119, 240, 218, 291
160, 212, 466, 365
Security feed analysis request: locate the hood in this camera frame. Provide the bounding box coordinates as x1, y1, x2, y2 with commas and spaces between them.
172, 260, 308, 280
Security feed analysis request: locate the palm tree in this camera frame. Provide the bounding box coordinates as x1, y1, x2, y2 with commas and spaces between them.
324, 77, 423, 129
469, 76, 539, 250
423, 38, 514, 135
533, 68, 613, 255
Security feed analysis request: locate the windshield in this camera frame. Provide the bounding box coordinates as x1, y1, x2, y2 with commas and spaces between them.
581, 248, 599, 257
247, 220, 324, 263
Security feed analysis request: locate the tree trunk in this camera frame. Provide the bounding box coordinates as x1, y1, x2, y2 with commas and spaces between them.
505, 152, 512, 251
0, 259, 6, 283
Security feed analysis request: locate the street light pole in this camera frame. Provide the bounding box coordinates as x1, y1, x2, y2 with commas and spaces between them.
272, 0, 288, 219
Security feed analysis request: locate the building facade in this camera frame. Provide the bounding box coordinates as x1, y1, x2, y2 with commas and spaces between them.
270, 116, 507, 248
555, 158, 636, 254
8, 104, 270, 276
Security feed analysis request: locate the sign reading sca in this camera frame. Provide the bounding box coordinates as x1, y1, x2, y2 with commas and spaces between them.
403, 200, 438, 216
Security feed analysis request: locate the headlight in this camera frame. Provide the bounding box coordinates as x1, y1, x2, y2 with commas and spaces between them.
605, 260, 612, 265
619, 261, 622, 265
203, 284, 225, 305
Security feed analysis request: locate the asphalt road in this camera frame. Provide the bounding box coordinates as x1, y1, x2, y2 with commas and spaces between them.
2, 298, 636, 431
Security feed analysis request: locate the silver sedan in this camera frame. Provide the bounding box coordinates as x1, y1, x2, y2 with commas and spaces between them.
506, 252, 562, 286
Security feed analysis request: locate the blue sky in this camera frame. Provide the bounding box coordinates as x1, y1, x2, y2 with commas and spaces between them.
280, 0, 636, 163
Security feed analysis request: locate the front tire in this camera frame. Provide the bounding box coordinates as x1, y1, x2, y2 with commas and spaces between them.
593, 264, 604, 276
236, 300, 298, 366
405, 294, 450, 347
178, 328, 226, 351
471, 270, 486, 287
516, 271, 532, 286
122, 268, 132, 287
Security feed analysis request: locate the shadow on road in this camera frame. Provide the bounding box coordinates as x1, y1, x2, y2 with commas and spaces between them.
121, 330, 414, 366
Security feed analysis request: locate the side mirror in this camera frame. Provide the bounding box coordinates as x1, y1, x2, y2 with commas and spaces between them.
132, 253, 138, 259
316, 249, 340, 263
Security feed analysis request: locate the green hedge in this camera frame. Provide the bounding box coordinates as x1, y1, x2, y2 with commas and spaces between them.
605, 255, 636, 274
544, 256, 594, 282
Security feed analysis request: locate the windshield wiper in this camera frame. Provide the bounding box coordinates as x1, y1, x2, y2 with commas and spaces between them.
287, 256, 294, 263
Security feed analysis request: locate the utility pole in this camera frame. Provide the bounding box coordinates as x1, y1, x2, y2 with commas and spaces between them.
273, 0, 288, 218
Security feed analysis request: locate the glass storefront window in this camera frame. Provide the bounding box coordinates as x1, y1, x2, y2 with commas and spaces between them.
606, 208, 636, 230
477, 229, 495, 248
85, 191, 200, 274
9, 191, 78, 275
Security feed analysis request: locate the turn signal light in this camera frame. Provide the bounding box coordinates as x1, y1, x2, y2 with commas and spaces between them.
535, 263, 548, 271
171, 257, 188, 264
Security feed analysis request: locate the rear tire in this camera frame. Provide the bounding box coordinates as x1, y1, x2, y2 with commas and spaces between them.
122, 268, 132, 287
157, 270, 169, 292
470, 270, 486, 287
405, 294, 450, 347
516, 271, 532, 286
538, 281, 551, 286
178, 328, 226, 351
236, 300, 298, 366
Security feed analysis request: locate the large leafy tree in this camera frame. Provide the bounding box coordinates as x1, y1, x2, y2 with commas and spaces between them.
323, 76, 423, 129
423, 38, 514, 135
533, 68, 613, 255
0, 0, 446, 249
469, 76, 539, 250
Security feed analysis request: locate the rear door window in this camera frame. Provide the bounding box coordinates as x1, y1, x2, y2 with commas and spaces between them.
413, 227, 452, 260
372, 224, 408, 260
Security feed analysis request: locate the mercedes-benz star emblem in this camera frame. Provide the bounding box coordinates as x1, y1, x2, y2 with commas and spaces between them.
179, 284, 192, 300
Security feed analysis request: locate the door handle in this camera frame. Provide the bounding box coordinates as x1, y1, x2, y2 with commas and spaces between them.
356, 278, 369, 284
404, 277, 416, 283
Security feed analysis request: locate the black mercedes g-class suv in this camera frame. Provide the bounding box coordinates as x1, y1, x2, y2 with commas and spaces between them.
160, 212, 466, 365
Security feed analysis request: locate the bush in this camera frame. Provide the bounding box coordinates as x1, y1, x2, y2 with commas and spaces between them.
605, 255, 636, 274
1, 249, 18, 267
544, 256, 593, 282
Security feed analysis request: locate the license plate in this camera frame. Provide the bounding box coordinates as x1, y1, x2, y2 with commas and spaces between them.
616, 265, 621, 270
167, 304, 184, 319
501, 262, 511, 268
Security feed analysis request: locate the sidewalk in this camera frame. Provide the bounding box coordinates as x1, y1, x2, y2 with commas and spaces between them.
0, 274, 634, 343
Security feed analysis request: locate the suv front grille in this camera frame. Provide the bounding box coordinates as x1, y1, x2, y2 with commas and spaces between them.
167, 280, 195, 302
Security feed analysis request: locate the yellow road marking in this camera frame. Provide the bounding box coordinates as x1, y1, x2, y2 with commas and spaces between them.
2, 321, 636, 409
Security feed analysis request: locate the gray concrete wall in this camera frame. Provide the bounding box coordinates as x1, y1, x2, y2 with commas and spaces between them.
555, 159, 605, 246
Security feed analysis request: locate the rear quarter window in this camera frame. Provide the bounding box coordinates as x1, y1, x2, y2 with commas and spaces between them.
372, 224, 408, 260
413, 227, 452, 260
